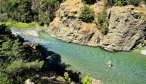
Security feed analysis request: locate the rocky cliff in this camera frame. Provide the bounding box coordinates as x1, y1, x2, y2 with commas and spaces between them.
100, 6, 146, 51
47, 0, 146, 51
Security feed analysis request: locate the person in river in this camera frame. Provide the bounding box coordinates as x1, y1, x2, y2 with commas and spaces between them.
107, 60, 112, 68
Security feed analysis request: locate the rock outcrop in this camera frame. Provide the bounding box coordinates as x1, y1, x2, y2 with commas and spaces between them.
47, 0, 146, 51
100, 6, 146, 51
47, 0, 103, 46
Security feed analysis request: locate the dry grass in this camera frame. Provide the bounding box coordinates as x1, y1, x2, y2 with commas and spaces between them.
82, 23, 96, 29
53, 17, 60, 28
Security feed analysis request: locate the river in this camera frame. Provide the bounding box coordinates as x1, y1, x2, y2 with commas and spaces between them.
11, 27, 146, 84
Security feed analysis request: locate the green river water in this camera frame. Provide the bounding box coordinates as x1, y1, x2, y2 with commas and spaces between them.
11, 27, 146, 84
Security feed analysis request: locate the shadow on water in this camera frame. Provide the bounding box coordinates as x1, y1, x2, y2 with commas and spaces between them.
40, 46, 65, 74
40, 47, 81, 82
8, 45, 81, 83
10, 27, 146, 84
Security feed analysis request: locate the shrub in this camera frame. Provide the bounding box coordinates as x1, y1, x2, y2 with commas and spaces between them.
113, 0, 128, 6
0, 72, 11, 84
144, 0, 146, 4
79, 6, 94, 22
64, 72, 71, 81
82, 76, 91, 84
106, 0, 142, 6
82, 0, 96, 4
128, 0, 142, 6
95, 8, 109, 34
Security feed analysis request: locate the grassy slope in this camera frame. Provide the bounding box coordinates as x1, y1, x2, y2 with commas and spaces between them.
0, 22, 38, 28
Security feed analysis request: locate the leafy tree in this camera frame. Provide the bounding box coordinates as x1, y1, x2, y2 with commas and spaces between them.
0, 72, 11, 84
0, 0, 62, 25
0, 25, 45, 83
11, 39, 23, 59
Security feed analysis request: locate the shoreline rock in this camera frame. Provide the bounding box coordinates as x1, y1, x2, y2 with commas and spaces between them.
46, 0, 146, 51
141, 50, 146, 55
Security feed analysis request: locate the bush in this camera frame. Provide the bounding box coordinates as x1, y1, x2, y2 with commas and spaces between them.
81, 76, 91, 84
79, 6, 94, 22
95, 8, 109, 34
0, 72, 11, 84
64, 72, 71, 82
144, 0, 146, 4
106, 0, 142, 6
82, 0, 96, 4
113, 0, 127, 6
128, 0, 142, 6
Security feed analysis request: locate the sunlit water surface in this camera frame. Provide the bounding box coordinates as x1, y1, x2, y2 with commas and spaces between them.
11, 27, 146, 84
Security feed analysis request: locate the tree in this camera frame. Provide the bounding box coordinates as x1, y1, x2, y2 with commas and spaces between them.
11, 39, 23, 59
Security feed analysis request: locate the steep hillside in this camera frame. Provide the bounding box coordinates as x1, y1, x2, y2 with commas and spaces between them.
47, 0, 146, 51
0, 0, 62, 25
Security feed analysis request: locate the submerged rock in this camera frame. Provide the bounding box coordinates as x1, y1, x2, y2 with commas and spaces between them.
107, 60, 112, 68
91, 78, 103, 84
141, 50, 146, 55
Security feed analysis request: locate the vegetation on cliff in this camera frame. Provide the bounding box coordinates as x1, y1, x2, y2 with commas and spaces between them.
95, 8, 109, 35
47, 0, 146, 51
79, 6, 95, 22
106, 0, 145, 6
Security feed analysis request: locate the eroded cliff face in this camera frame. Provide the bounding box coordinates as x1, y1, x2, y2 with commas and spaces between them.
47, 0, 103, 46
100, 6, 146, 51
47, 0, 146, 51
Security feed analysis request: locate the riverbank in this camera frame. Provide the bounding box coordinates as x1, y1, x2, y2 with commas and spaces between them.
0, 21, 47, 29
9, 26, 146, 84
46, 0, 146, 51
0, 24, 85, 84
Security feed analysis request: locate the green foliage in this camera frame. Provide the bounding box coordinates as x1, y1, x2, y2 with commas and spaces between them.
82, 76, 91, 84
95, 8, 109, 34
0, 0, 62, 25
0, 22, 37, 28
144, 0, 146, 4
0, 72, 11, 84
128, 0, 142, 6
0, 25, 44, 83
106, 0, 143, 6
64, 72, 71, 81
82, 0, 96, 4
79, 6, 94, 22
113, 0, 127, 6
5, 0, 33, 22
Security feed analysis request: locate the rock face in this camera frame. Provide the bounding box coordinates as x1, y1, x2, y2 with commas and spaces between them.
47, 0, 103, 46
100, 6, 146, 51
47, 0, 146, 51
